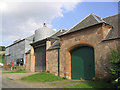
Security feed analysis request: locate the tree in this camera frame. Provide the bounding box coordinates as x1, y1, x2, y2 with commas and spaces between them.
109, 47, 120, 88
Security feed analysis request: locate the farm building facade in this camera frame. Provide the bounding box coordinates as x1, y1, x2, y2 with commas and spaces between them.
5, 35, 34, 65
5, 13, 120, 80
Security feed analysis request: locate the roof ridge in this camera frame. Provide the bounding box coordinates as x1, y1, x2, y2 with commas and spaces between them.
47, 40, 60, 50
63, 14, 92, 35
59, 13, 107, 37
103, 13, 120, 19
91, 13, 102, 23
50, 28, 66, 38
52, 40, 58, 45
91, 13, 106, 23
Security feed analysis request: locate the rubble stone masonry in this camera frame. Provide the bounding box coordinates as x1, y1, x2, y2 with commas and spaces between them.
59, 23, 118, 79
46, 49, 58, 76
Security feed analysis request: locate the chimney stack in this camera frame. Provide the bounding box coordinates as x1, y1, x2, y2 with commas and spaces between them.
43, 23, 46, 27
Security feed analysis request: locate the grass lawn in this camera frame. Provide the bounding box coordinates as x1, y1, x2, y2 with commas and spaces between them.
0, 54, 5, 64
0, 59, 2, 63
21, 72, 64, 82
0, 58, 4, 64
65, 81, 114, 88
52, 80, 80, 85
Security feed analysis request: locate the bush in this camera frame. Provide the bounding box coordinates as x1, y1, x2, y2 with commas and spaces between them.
62, 77, 67, 80
101, 74, 117, 83
47, 71, 50, 73
2, 54, 5, 64
92, 77, 100, 81
108, 47, 120, 88
109, 47, 120, 78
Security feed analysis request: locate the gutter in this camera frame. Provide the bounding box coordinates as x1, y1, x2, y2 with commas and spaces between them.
58, 48, 60, 76
102, 37, 120, 42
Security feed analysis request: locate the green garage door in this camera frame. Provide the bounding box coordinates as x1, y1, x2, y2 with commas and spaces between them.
71, 46, 95, 80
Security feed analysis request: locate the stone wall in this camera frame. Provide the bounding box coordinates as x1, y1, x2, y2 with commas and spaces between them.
8, 40, 25, 65
25, 53, 31, 72
101, 39, 119, 75
46, 49, 58, 76
59, 23, 114, 79
25, 46, 35, 72
42, 23, 119, 79
30, 46, 35, 72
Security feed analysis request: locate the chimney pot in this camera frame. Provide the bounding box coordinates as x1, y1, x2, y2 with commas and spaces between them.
43, 23, 46, 27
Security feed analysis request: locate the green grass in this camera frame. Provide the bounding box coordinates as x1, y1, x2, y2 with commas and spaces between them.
65, 81, 114, 88
0, 58, 4, 64
21, 72, 64, 82
3, 70, 27, 73
0, 59, 2, 63
52, 81, 79, 85
59, 81, 79, 84
0, 54, 5, 64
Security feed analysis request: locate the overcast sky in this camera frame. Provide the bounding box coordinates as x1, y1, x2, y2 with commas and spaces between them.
0, 0, 119, 46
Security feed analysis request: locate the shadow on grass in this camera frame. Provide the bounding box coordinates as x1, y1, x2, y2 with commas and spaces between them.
65, 81, 115, 89
85, 81, 114, 88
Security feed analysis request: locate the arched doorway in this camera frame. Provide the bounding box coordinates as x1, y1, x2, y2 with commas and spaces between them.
70, 46, 95, 80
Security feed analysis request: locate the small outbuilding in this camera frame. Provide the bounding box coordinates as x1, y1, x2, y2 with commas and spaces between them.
5, 35, 34, 65
31, 23, 55, 72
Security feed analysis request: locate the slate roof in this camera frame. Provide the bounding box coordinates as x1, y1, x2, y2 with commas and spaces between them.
25, 34, 35, 41
6, 39, 25, 48
25, 50, 31, 54
47, 40, 60, 50
102, 14, 120, 41
49, 29, 66, 39
47, 29, 66, 50
6, 34, 35, 48
60, 13, 105, 36
58, 13, 120, 42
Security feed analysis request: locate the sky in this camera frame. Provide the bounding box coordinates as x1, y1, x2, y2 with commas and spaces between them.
0, 0, 119, 46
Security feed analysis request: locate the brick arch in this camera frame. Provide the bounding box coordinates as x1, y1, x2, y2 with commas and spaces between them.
68, 43, 95, 52
66, 42, 96, 79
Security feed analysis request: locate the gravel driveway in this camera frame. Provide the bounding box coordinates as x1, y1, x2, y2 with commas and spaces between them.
2, 72, 85, 88
2, 72, 39, 80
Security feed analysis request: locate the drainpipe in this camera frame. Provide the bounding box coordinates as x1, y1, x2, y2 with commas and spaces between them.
58, 48, 60, 76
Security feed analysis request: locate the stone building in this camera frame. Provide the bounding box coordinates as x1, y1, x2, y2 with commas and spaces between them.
45, 13, 120, 80
5, 13, 120, 80
5, 35, 34, 65
24, 28, 65, 72
31, 24, 55, 72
